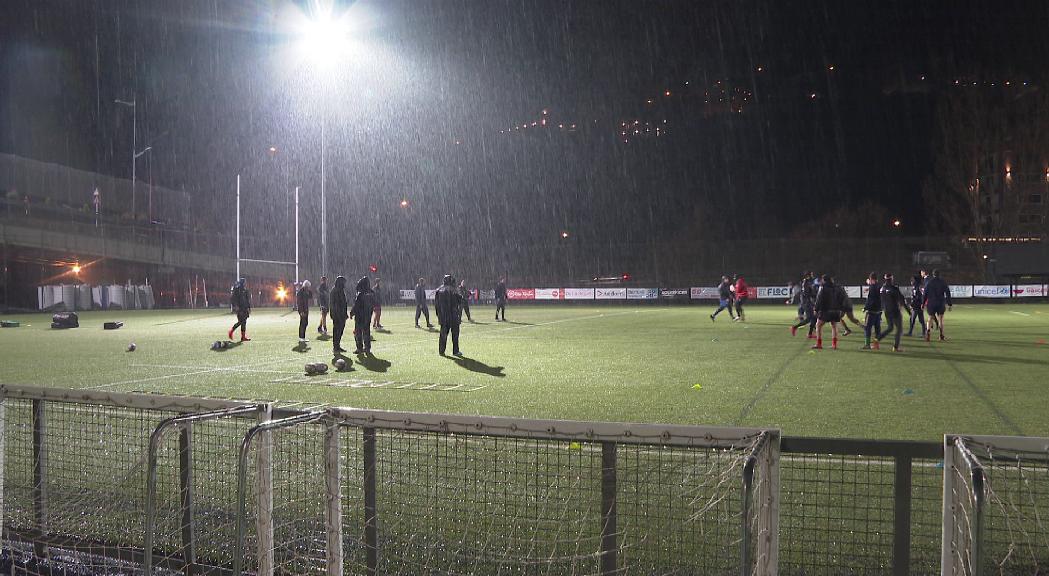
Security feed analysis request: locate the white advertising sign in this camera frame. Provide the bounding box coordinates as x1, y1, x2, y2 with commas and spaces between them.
627, 288, 659, 299
564, 288, 595, 300
950, 285, 973, 299
690, 287, 721, 299
595, 288, 627, 299
845, 286, 863, 298
534, 288, 564, 300
399, 290, 414, 300
757, 286, 791, 299
1013, 285, 1047, 297
973, 285, 1010, 298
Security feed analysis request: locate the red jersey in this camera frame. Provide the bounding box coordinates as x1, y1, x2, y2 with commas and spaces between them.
735, 279, 750, 300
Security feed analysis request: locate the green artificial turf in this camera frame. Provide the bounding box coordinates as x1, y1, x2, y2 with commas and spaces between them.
2, 303, 1047, 441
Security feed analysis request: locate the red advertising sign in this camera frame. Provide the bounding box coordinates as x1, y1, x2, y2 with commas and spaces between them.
507, 288, 535, 300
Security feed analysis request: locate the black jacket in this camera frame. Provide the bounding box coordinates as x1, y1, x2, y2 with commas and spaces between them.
863, 283, 883, 313
495, 282, 507, 300
814, 282, 845, 313
296, 286, 312, 312
880, 282, 907, 316
800, 279, 816, 307
718, 281, 732, 300
330, 278, 348, 321
910, 279, 924, 308
231, 286, 251, 314
435, 284, 463, 325
317, 282, 330, 308
924, 277, 952, 306
414, 284, 427, 304
351, 277, 377, 322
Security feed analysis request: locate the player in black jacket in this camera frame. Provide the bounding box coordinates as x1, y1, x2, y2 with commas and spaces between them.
296, 280, 313, 344
812, 275, 845, 350
459, 279, 473, 322
228, 278, 252, 341
435, 275, 464, 356
876, 273, 910, 352
710, 276, 736, 321
790, 274, 817, 338
414, 278, 433, 329
862, 273, 882, 350
906, 275, 927, 338
316, 276, 330, 335
923, 269, 952, 341
330, 276, 349, 353
350, 276, 377, 354
495, 278, 508, 321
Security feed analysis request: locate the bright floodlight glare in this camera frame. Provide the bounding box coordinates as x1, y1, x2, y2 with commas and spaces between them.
72, 264, 81, 274
276, 287, 288, 300
297, 8, 351, 67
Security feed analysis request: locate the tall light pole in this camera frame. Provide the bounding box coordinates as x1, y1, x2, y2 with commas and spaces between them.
114, 99, 137, 224
321, 113, 327, 276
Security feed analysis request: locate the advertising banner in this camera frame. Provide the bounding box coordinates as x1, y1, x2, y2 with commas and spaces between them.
399, 290, 414, 300
595, 288, 627, 299
1013, 284, 1047, 297
479, 289, 496, 300
690, 287, 721, 299
757, 286, 791, 300
534, 288, 564, 300
660, 288, 690, 300
564, 288, 595, 300
973, 285, 1010, 298
950, 285, 973, 299
507, 288, 535, 300
845, 286, 863, 299
627, 288, 659, 300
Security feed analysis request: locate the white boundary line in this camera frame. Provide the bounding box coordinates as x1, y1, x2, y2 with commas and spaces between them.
87, 308, 665, 390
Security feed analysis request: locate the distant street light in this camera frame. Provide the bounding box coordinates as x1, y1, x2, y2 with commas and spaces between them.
71, 264, 81, 275
561, 231, 569, 238
400, 199, 409, 208
892, 219, 902, 228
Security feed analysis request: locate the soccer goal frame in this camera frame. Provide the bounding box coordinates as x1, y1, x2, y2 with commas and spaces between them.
232, 408, 781, 576
942, 434, 1049, 576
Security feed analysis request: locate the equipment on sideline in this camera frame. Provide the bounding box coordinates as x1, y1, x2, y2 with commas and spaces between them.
104, 321, 124, 330
0, 321, 19, 328
305, 362, 328, 375
51, 312, 79, 329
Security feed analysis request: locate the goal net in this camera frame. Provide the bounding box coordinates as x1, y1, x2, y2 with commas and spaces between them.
234, 408, 781, 575
943, 434, 1049, 576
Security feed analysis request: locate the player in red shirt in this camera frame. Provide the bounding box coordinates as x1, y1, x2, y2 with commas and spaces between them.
733, 276, 750, 322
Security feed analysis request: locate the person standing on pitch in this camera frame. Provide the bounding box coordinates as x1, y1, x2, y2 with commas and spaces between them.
296, 280, 313, 344
710, 276, 736, 321
350, 276, 377, 354
228, 278, 251, 341
862, 273, 883, 349
835, 279, 861, 337
459, 279, 474, 322
316, 276, 330, 336
495, 277, 508, 321
414, 277, 433, 329
330, 276, 348, 354
791, 273, 817, 338
435, 274, 464, 356
812, 275, 845, 350
877, 273, 910, 352
907, 274, 927, 337
372, 277, 385, 330
733, 275, 750, 322
923, 269, 952, 341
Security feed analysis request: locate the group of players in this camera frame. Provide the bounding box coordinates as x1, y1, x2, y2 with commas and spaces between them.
228, 275, 513, 359
782, 269, 953, 351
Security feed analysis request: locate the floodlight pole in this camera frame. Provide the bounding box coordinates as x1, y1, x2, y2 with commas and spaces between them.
295, 186, 300, 283
236, 174, 241, 280
320, 117, 327, 276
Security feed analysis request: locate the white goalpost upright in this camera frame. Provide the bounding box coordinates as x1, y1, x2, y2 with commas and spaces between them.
236, 174, 300, 284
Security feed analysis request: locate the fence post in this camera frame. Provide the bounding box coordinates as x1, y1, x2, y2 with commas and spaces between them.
324, 420, 343, 576
179, 425, 197, 574
941, 436, 956, 576
32, 398, 47, 557
256, 405, 274, 576
363, 427, 378, 576
893, 455, 912, 576
600, 442, 618, 576
0, 392, 6, 536
741, 452, 757, 576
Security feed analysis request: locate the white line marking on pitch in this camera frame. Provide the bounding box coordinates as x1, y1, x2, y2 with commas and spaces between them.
1010, 311, 1032, 317
91, 309, 662, 390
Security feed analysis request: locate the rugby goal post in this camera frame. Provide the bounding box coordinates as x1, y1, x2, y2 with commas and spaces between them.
236, 174, 299, 283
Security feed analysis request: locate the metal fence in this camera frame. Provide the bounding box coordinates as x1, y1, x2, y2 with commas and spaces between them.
3, 385, 1049, 576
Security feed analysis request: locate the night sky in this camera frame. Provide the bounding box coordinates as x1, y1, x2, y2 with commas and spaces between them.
2, 0, 1047, 255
